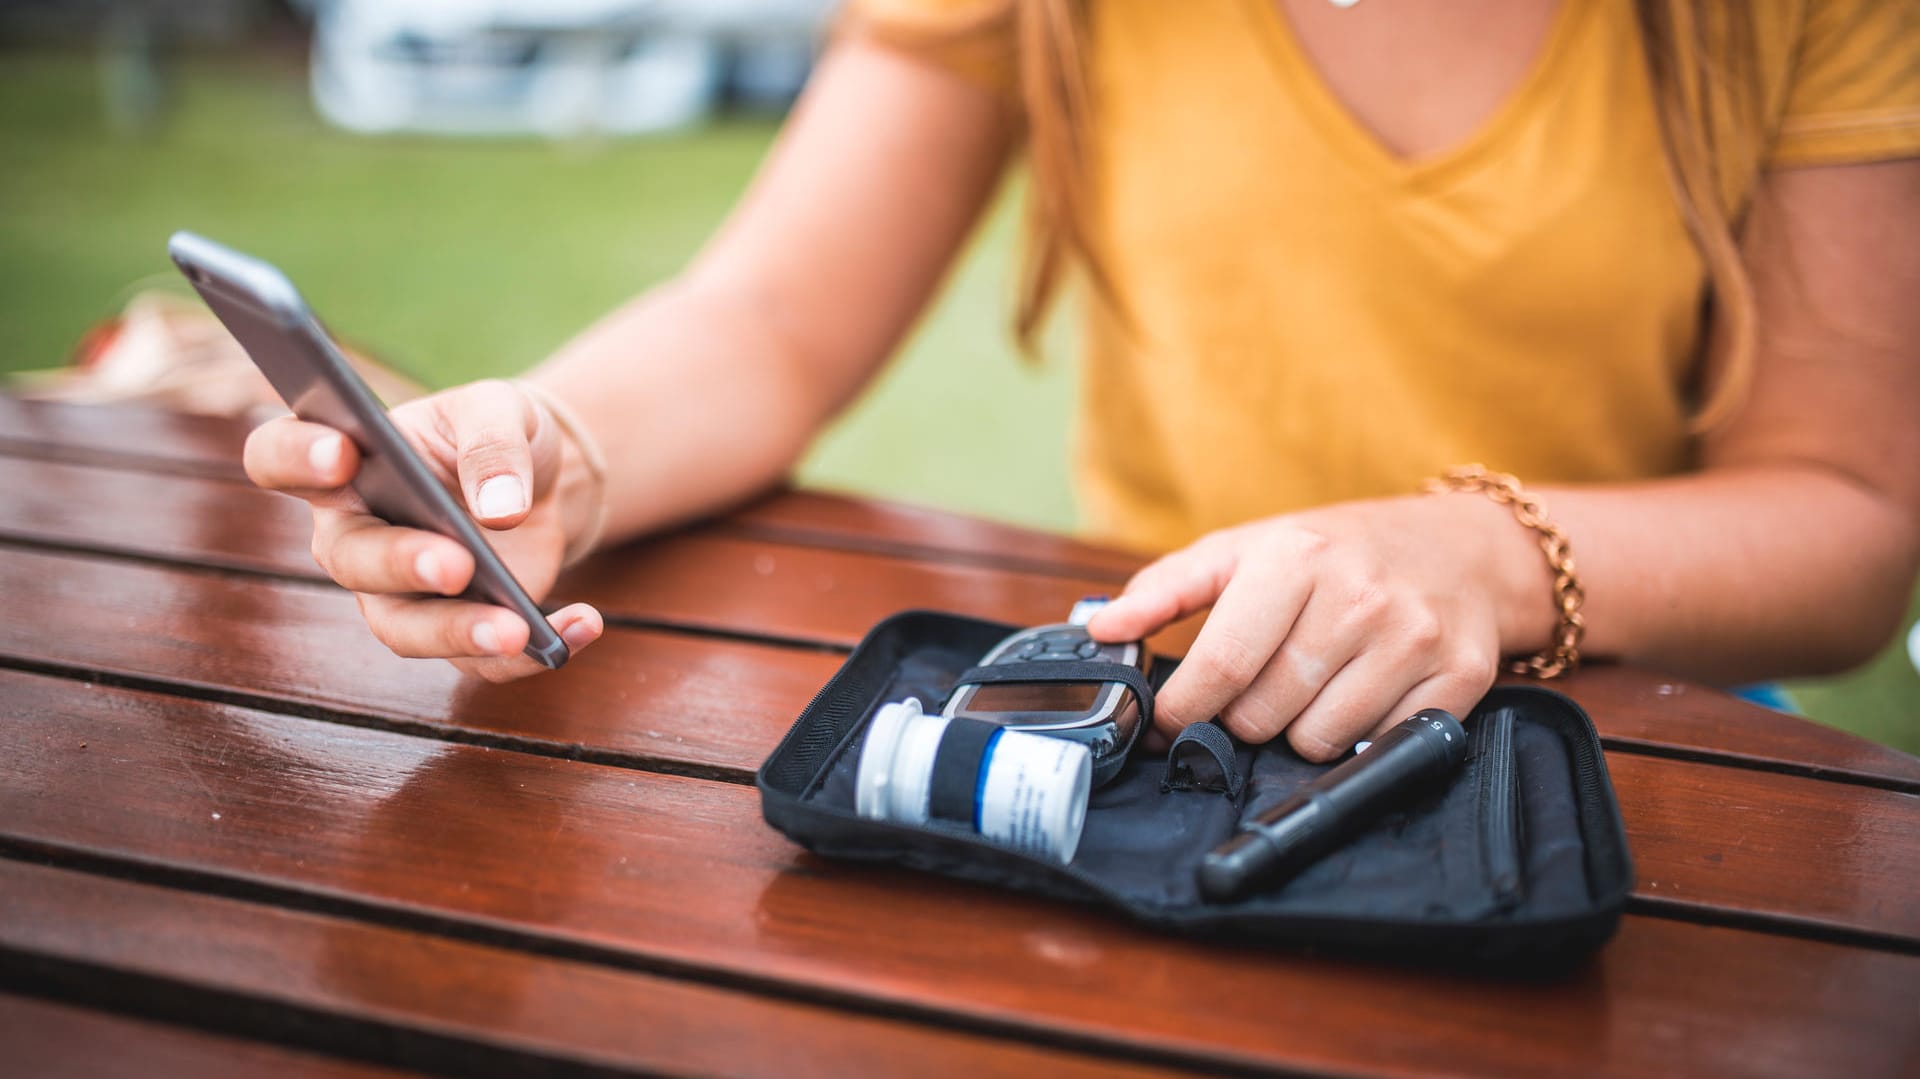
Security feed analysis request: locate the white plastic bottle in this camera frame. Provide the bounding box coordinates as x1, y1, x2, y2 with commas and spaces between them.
855, 698, 1092, 864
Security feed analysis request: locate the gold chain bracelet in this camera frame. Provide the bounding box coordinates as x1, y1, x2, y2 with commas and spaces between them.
1423, 464, 1586, 679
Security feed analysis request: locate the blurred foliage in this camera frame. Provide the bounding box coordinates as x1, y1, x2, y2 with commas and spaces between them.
0, 49, 1910, 751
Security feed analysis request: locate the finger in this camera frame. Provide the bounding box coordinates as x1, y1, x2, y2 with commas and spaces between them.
1373, 657, 1499, 740
1211, 587, 1370, 744
359, 593, 530, 660
1137, 724, 1172, 756
1281, 651, 1430, 763
1088, 536, 1239, 643
243, 416, 365, 507
314, 513, 476, 596
1153, 554, 1315, 735
451, 604, 605, 684
445, 380, 555, 530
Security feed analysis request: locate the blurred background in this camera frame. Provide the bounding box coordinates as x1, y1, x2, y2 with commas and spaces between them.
0, 0, 1913, 750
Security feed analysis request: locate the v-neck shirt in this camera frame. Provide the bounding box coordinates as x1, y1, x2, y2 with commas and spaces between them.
849, 0, 1920, 551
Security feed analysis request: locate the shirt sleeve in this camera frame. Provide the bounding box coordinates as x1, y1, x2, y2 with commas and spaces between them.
835, 0, 1021, 106
1769, 0, 1920, 166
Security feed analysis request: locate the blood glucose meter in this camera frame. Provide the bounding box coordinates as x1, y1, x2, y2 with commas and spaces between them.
940, 610, 1148, 787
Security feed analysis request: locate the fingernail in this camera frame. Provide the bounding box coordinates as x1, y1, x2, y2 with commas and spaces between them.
561, 616, 597, 649
476, 475, 527, 519
472, 620, 502, 654
309, 434, 344, 477
414, 550, 442, 592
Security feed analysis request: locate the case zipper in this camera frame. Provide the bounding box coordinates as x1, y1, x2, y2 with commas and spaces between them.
1475, 708, 1525, 909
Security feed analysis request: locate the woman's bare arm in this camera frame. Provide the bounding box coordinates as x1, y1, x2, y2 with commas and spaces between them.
528, 38, 1016, 544
242, 38, 1013, 679
1515, 158, 1920, 681
1092, 158, 1920, 755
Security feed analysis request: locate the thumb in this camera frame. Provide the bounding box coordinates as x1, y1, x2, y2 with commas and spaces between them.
448, 380, 548, 529
1086, 538, 1238, 642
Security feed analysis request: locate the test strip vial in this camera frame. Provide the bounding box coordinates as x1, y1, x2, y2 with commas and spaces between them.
855, 698, 1092, 864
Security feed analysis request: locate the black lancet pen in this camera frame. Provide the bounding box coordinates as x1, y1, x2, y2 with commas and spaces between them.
1197, 708, 1469, 903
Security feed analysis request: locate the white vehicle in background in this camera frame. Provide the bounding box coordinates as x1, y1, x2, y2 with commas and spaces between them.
308, 0, 832, 137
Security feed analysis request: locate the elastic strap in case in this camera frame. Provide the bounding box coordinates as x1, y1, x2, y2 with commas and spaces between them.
949, 661, 1156, 733
1163, 721, 1243, 799
929, 717, 1002, 826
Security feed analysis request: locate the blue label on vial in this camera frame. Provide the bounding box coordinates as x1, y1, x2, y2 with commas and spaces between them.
973, 727, 1006, 832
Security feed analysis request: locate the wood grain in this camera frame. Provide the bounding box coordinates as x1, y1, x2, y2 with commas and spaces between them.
0, 396, 1142, 579
1543, 664, 1920, 790
3, 458, 1914, 790
1, 548, 1915, 943
0, 454, 317, 577
3, 671, 1916, 1079
0, 396, 247, 480
720, 488, 1145, 580
6, 396, 1913, 792
0, 544, 837, 775
0, 994, 410, 1079
0, 861, 1189, 1079
1610, 753, 1920, 942
558, 529, 1125, 645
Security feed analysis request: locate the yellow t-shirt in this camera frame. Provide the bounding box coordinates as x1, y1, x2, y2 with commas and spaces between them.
849, 0, 1920, 552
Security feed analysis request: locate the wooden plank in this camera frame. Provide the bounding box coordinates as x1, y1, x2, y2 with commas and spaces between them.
0, 545, 835, 776
0, 455, 316, 578
0, 547, 1913, 944
558, 529, 1126, 646
4, 530, 1917, 872
6, 453, 1916, 791
721, 488, 1144, 580
0, 397, 1913, 783
3, 672, 1916, 1079
0, 396, 1141, 579
0, 452, 1125, 645
0, 862, 1188, 1079
0, 396, 247, 480
1611, 753, 1920, 943
0, 994, 410, 1079
1545, 664, 1920, 790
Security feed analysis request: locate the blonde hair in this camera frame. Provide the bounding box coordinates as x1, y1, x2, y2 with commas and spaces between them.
1004, 0, 1766, 430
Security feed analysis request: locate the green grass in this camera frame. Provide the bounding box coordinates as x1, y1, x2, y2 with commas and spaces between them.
0, 48, 1076, 531
1, 50, 1912, 752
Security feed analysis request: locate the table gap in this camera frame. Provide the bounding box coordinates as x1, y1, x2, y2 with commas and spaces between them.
1624, 894, 1920, 958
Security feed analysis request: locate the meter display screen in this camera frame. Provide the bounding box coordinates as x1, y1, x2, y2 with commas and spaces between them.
966, 683, 1105, 715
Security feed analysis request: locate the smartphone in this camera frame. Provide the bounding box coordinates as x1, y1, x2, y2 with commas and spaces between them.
168, 231, 569, 669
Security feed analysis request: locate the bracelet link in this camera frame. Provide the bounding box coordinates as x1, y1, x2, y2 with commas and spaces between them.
1424, 464, 1586, 679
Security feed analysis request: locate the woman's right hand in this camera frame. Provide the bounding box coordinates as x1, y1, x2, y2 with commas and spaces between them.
242, 378, 604, 682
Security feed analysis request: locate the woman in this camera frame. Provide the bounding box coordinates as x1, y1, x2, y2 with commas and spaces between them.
246, 0, 1920, 760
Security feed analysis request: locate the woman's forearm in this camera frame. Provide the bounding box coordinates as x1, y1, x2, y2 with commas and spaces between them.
524, 278, 843, 543
1476, 467, 1919, 684
517, 39, 1013, 547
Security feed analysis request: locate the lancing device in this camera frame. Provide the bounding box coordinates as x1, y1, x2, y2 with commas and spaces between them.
1197, 708, 1469, 903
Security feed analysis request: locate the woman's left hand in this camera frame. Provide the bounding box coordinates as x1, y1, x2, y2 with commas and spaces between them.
1086, 495, 1537, 761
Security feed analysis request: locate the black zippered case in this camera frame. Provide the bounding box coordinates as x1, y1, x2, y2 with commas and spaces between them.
757, 610, 1635, 971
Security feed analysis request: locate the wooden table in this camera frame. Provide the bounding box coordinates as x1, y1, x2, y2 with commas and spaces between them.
1, 396, 1916, 1078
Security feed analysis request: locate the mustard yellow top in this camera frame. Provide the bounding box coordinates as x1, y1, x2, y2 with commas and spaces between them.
849, 0, 1920, 552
